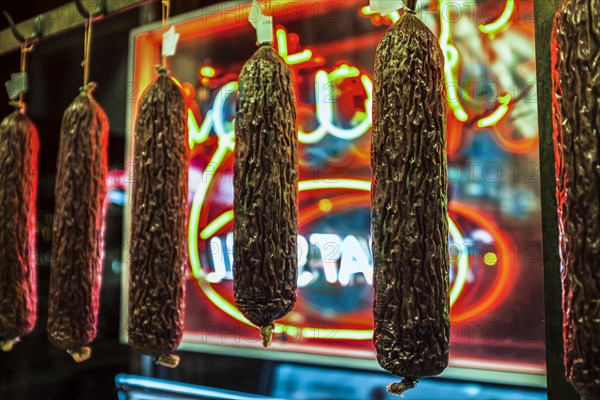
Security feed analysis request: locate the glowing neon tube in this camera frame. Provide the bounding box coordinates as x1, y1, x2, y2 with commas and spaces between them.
479, 0, 514, 36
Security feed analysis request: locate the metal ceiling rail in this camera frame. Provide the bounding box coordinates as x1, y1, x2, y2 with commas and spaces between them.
0, 0, 148, 55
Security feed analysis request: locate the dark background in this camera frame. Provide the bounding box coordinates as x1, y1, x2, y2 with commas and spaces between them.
0, 2, 270, 399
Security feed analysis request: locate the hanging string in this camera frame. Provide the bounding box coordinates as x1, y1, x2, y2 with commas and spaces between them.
82, 15, 93, 88
9, 40, 34, 110
161, 0, 170, 68
19, 41, 32, 104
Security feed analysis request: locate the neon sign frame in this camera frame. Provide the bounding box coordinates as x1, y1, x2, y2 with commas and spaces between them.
123, 0, 545, 385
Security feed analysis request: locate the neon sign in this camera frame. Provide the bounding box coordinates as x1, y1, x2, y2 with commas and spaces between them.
129, 0, 545, 372
182, 27, 514, 336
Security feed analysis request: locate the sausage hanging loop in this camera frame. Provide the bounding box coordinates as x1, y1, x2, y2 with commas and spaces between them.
261, 324, 274, 348
68, 346, 92, 363
161, 0, 171, 68
1, 339, 18, 352
79, 81, 97, 94
154, 354, 180, 369
73, 0, 104, 85
81, 16, 93, 86
155, 64, 168, 75
16, 41, 33, 104
387, 377, 419, 396
5, 35, 34, 109
8, 100, 25, 111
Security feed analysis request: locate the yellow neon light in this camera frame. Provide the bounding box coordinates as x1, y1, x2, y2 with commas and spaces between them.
197, 272, 251, 326
360, 5, 374, 15
200, 210, 234, 239
188, 141, 251, 326
188, 109, 211, 148
328, 64, 359, 80
477, 94, 511, 128
276, 29, 313, 65
484, 252, 498, 266
298, 179, 371, 192
276, 29, 288, 55
200, 66, 216, 77
171, 76, 183, 89
302, 327, 373, 341
286, 50, 312, 64
360, 5, 400, 23
318, 199, 333, 213
287, 325, 299, 336
479, 0, 514, 37
439, 0, 468, 122
189, 173, 470, 339
448, 218, 468, 306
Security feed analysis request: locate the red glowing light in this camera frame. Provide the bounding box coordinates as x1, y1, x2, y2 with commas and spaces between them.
448, 202, 515, 322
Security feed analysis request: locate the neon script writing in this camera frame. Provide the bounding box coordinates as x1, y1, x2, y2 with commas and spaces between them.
188, 29, 372, 149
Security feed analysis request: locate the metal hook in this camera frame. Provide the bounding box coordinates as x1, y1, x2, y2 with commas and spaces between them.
74, 0, 107, 19
2, 11, 43, 44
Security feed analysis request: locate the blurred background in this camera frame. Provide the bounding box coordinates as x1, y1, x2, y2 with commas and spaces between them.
0, 1, 549, 399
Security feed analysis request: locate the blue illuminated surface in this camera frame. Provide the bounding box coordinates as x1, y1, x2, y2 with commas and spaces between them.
115, 374, 281, 400
115, 367, 546, 400
270, 364, 547, 400
108, 189, 126, 206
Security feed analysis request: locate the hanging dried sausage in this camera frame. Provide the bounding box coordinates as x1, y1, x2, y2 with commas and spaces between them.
128, 69, 188, 367
551, 0, 600, 397
0, 109, 39, 352
48, 87, 108, 362
371, 2, 450, 395
234, 43, 298, 347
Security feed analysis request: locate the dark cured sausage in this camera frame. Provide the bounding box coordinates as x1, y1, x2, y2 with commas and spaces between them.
128, 68, 188, 367
0, 109, 38, 352
551, 0, 600, 397
48, 88, 108, 362
234, 43, 298, 348
371, 1, 450, 395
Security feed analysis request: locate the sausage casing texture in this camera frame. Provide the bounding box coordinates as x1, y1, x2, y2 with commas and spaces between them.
234, 44, 298, 347
48, 91, 108, 362
551, 0, 600, 397
128, 72, 188, 367
371, 11, 449, 395
0, 110, 39, 351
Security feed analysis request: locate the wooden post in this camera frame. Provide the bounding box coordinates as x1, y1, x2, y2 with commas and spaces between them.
533, 1, 580, 399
